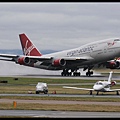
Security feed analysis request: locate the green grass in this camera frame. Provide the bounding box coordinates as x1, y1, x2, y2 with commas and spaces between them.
1, 103, 120, 112
0, 76, 97, 84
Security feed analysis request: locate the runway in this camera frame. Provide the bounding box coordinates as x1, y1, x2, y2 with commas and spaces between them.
3, 73, 120, 81
2, 67, 119, 81
0, 110, 120, 118
0, 93, 120, 98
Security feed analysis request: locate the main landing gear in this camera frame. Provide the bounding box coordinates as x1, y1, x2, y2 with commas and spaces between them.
61, 69, 80, 76
61, 69, 93, 76
86, 70, 93, 76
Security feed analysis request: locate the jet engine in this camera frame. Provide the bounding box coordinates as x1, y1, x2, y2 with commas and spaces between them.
106, 60, 120, 69
52, 59, 66, 66
110, 81, 116, 86
17, 57, 30, 65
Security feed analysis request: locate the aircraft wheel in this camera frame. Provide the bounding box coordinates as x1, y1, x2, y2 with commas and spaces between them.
90, 71, 93, 75
73, 72, 81, 76
86, 71, 93, 76
61, 72, 66, 76
96, 91, 99, 95
44, 90, 48, 94
86, 72, 90, 76
117, 91, 119, 95
36, 91, 39, 94
90, 90, 92, 95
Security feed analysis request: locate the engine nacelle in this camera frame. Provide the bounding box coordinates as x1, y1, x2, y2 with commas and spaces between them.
52, 59, 66, 66
110, 81, 116, 86
17, 57, 30, 65
106, 61, 120, 69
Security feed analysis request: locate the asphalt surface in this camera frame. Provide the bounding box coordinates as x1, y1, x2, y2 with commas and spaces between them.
0, 110, 120, 118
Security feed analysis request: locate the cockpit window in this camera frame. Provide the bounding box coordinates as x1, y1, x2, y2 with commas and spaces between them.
99, 82, 103, 85
95, 82, 103, 85
114, 39, 120, 41
95, 82, 98, 85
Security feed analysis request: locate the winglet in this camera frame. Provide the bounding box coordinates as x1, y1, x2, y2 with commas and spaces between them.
19, 33, 42, 56
108, 71, 113, 82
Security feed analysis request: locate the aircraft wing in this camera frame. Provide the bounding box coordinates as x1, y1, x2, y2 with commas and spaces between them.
0, 53, 94, 62
63, 86, 94, 91
15, 55, 93, 62
0, 53, 51, 61
107, 89, 120, 92
16, 55, 93, 61
0, 53, 18, 58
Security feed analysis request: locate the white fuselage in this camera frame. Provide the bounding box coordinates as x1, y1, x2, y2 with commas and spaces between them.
34, 38, 120, 70
93, 81, 111, 92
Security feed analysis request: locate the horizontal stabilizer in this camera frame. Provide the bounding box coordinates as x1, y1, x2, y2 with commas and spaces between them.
0, 53, 18, 58
0, 58, 15, 61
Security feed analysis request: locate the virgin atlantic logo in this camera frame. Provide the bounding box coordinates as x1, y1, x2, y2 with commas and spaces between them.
23, 40, 35, 56
107, 42, 115, 47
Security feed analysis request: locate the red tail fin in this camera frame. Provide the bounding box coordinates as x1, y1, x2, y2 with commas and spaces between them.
19, 33, 42, 56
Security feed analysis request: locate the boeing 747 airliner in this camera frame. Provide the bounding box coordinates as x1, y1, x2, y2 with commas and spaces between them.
0, 33, 120, 76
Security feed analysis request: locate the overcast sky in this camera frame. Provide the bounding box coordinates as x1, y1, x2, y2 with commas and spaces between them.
0, 2, 120, 52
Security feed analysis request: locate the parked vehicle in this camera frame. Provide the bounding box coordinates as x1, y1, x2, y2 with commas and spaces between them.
36, 82, 48, 94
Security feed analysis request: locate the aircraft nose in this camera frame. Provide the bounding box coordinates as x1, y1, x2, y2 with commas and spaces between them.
93, 85, 103, 91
